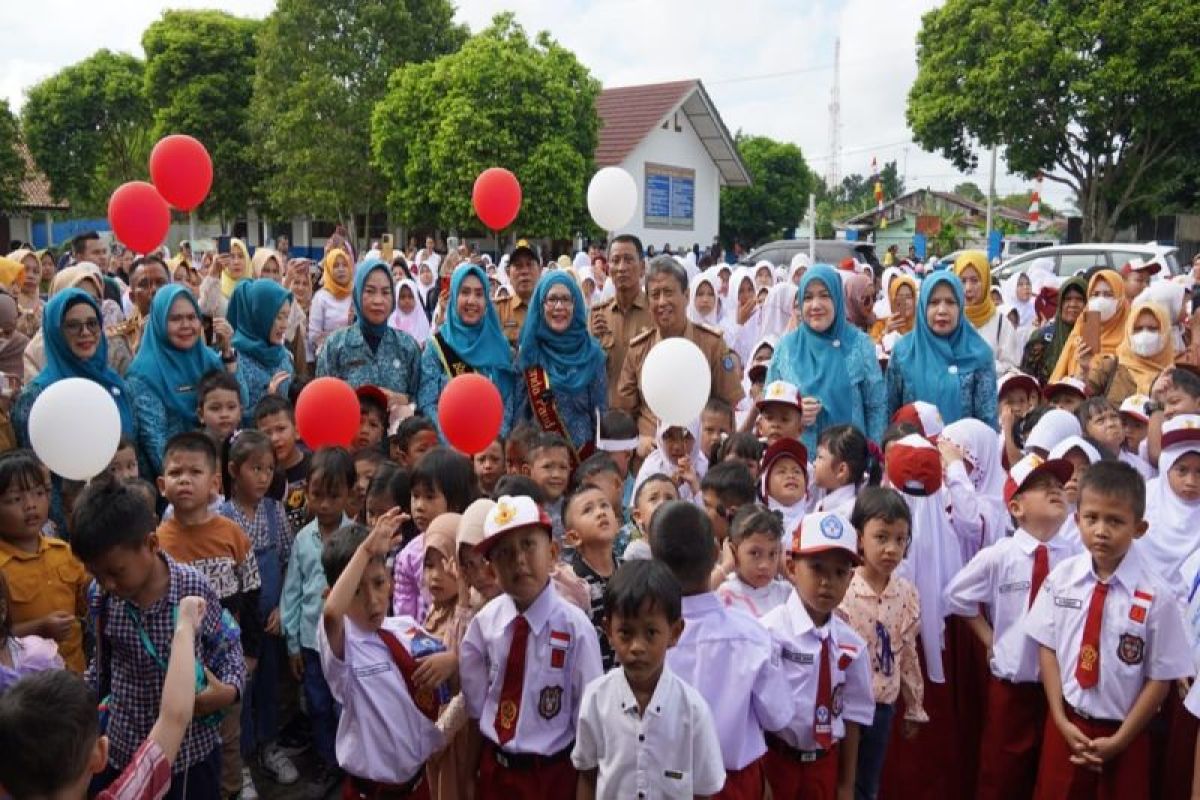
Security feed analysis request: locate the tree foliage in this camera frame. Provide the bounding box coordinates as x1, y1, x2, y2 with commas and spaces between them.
0, 100, 25, 216
372, 13, 600, 237
142, 10, 261, 223
953, 182, 985, 203
252, 0, 467, 238
908, 0, 1200, 240
21, 50, 151, 213
719, 133, 813, 247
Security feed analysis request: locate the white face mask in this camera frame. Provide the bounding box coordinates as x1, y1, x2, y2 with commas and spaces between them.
1130, 330, 1164, 357
1088, 295, 1118, 322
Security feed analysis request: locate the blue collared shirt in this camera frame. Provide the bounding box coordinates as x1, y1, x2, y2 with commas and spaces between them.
316, 324, 422, 396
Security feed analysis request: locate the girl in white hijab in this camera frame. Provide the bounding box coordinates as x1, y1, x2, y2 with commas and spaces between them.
753, 259, 775, 289
735, 335, 777, 431
757, 282, 797, 340
633, 418, 709, 504
721, 266, 762, 364
389, 277, 431, 346
789, 253, 810, 285
687, 269, 724, 327
940, 418, 1010, 563
1001, 272, 1037, 328
574, 265, 600, 309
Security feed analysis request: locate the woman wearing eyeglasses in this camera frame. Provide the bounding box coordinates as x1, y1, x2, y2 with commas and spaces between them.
510, 271, 608, 455
124, 285, 231, 477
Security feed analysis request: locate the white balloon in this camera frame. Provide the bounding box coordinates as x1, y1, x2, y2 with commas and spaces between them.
28, 377, 122, 481
587, 167, 638, 231
639, 338, 711, 426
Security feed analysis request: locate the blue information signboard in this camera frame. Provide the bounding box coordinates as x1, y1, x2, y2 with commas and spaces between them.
644, 163, 695, 230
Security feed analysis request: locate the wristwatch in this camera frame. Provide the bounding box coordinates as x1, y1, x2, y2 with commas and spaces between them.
1144, 399, 1164, 416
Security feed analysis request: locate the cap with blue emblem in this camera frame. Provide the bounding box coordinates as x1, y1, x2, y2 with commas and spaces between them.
789, 511, 861, 564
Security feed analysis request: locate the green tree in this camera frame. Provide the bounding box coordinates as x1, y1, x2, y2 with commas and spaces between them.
953, 181, 985, 203
142, 10, 261, 224
252, 0, 467, 243
372, 13, 599, 237
907, 0, 1200, 241
828, 161, 905, 211
719, 133, 813, 247
21, 50, 151, 212
0, 101, 25, 216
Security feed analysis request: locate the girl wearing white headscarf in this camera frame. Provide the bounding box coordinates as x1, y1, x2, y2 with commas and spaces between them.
789, 253, 810, 285
757, 282, 797, 340
735, 335, 777, 431
633, 418, 708, 504
940, 418, 1010, 563
721, 266, 762, 364
687, 269, 724, 327
1141, 428, 1200, 587
389, 278, 431, 346
1001, 272, 1037, 328
752, 259, 775, 289
574, 265, 601, 309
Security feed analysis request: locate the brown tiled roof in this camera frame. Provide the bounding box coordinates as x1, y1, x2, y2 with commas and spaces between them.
595, 79, 697, 167
16, 143, 68, 211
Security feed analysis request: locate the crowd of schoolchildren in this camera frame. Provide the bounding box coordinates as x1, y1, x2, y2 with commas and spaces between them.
5, 265, 1200, 800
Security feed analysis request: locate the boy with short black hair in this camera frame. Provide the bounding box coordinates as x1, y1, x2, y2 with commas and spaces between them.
72, 475, 244, 800
0, 595, 208, 800
107, 435, 140, 482
701, 397, 735, 460
460, 495, 603, 799
563, 484, 620, 670
699, 460, 757, 548
352, 447, 387, 524
319, 513, 445, 798
573, 453, 628, 553
572, 560, 726, 799
390, 416, 438, 467
524, 433, 572, 542
761, 512, 875, 798
945, 453, 1080, 799
254, 394, 310, 533
474, 435, 506, 496
1024, 461, 1193, 797
196, 370, 242, 445
353, 385, 389, 450
597, 410, 639, 512
620, 474, 678, 561
652, 500, 793, 798
504, 421, 540, 477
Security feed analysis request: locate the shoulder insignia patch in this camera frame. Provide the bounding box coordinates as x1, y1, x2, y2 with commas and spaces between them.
698, 322, 724, 337
629, 328, 655, 346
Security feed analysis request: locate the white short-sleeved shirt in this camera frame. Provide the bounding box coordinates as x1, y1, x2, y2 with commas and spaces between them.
761, 592, 875, 750
571, 666, 726, 799
1024, 547, 1194, 720
944, 528, 1081, 683
460, 580, 603, 754
716, 575, 793, 619
316, 615, 445, 783
666, 593, 794, 770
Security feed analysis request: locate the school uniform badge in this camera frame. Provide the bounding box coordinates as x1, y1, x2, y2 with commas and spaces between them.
820, 515, 845, 540
1118, 633, 1145, 666
538, 686, 563, 720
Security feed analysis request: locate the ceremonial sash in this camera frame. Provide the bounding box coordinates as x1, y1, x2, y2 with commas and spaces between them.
431, 333, 473, 379
523, 365, 592, 466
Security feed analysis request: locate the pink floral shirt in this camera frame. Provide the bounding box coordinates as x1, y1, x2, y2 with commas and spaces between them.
836, 570, 928, 722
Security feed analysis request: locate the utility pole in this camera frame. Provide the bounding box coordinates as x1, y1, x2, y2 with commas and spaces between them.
825, 38, 842, 192
985, 146, 997, 242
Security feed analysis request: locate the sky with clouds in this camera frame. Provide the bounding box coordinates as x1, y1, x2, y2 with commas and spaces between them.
0, 0, 1072, 211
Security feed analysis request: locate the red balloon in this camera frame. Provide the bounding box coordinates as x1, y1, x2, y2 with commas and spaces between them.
107, 182, 171, 255
471, 167, 522, 230
295, 377, 360, 449
149, 134, 213, 211
438, 374, 504, 455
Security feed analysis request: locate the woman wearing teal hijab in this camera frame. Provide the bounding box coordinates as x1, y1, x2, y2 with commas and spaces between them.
317, 258, 422, 399
228, 278, 293, 426
125, 285, 228, 476
13, 288, 136, 447
767, 264, 885, 450
886, 271, 997, 427
512, 271, 607, 451
417, 263, 515, 438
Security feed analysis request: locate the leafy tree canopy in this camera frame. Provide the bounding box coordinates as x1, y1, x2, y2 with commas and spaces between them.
719, 133, 814, 247
0, 100, 26, 217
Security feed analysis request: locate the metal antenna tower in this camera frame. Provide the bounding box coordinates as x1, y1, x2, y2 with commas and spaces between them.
825, 37, 842, 192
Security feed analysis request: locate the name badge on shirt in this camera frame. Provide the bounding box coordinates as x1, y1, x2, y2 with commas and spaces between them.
1130, 589, 1153, 624
353, 662, 390, 678
781, 648, 815, 665
1054, 596, 1083, 610
549, 629, 571, 669
664, 770, 684, 781
1000, 580, 1032, 594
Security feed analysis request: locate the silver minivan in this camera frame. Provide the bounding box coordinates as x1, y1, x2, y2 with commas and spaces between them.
993, 243, 1182, 281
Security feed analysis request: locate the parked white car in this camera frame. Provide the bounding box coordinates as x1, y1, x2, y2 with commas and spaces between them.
993, 243, 1182, 281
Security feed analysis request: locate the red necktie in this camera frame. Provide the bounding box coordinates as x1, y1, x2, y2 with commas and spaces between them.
1029, 545, 1049, 609
1075, 582, 1110, 689
814, 636, 833, 749
495, 615, 530, 746
378, 629, 438, 722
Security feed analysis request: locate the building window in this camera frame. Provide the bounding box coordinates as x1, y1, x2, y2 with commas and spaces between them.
644, 163, 695, 231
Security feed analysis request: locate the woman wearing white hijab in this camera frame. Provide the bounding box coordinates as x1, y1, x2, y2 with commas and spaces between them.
789, 253, 810, 285
389, 277, 431, 346
1141, 280, 1188, 352
721, 266, 762, 364
1001, 272, 1037, 328
682, 251, 700, 283
940, 418, 1010, 563
687, 269, 724, 327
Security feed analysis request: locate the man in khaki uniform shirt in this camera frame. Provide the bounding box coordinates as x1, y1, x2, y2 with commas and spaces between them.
589, 236, 653, 406
615, 256, 744, 438
496, 244, 541, 345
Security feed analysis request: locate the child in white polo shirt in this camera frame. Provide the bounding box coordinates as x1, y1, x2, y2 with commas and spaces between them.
572, 559, 725, 799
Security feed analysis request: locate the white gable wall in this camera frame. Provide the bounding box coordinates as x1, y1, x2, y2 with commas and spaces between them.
615, 107, 721, 253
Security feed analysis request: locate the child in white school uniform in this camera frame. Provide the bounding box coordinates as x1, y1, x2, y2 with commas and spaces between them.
652, 500, 794, 800
1049, 435, 1103, 548
939, 418, 1012, 562
318, 512, 446, 800
810, 424, 883, 518
1138, 414, 1200, 587
459, 495, 603, 800
716, 504, 793, 618
944, 453, 1081, 800
572, 560, 726, 800
760, 511, 875, 799
1024, 461, 1193, 799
